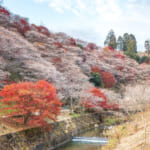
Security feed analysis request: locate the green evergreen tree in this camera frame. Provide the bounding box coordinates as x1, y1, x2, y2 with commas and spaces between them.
123, 33, 130, 51
89, 72, 102, 87
129, 34, 137, 53
117, 36, 124, 50
104, 29, 117, 49
145, 40, 150, 54
123, 33, 137, 53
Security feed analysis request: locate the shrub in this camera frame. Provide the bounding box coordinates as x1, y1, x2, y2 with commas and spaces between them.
89, 72, 102, 87
91, 66, 101, 74
101, 71, 115, 88
140, 56, 150, 64
14, 19, 30, 35
76, 44, 83, 49
116, 66, 124, 71
115, 54, 125, 59
9, 72, 23, 82
125, 51, 150, 64
82, 88, 119, 112
30, 24, 51, 36
30, 24, 38, 31
103, 46, 115, 52
0, 80, 62, 130
37, 25, 50, 36
69, 38, 76, 46
124, 51, 140, 63
87, 43, 97, 50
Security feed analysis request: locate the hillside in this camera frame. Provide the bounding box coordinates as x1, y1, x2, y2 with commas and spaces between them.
0, 6, 150, 111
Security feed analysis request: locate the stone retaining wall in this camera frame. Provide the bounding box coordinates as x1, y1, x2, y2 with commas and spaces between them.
0, 114, 100, 150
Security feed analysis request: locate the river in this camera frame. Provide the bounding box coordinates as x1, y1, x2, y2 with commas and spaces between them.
56, 127, 108, 150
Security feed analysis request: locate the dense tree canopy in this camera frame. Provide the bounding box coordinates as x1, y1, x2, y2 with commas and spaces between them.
0, 80, 62, 130
104, 30, 117, 49
105, 30, 137, 54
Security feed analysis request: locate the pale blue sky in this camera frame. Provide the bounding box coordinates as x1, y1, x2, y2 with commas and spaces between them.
3, 0, 150, 51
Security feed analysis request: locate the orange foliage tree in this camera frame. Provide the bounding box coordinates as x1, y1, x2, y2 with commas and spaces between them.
91, 66, 101, 74
0, 80, 62, 130
101, 71, 115, 88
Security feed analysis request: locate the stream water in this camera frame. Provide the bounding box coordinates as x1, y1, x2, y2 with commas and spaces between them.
56, 128, 108, 150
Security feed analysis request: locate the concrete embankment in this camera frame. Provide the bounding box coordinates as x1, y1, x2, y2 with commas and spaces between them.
0, 114, 100, 150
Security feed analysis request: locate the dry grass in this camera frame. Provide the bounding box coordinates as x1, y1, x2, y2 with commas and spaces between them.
102, 109, 150, 150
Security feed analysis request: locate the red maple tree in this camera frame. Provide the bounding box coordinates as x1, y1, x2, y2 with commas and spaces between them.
87, 43, 97, 50
0, 80, 62, 130
14, 19, 30, 35
37, 26, 50, 36
0, 6, 10, 16
82, 88, 119, 112
101, 71, 115, 88
115, 54, 125, 59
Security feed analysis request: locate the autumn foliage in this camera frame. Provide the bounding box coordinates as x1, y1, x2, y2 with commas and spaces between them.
101, 71, 115, 88
31, 24, 50, 36
116, 54, 125, 59
91, 66, 115, 88
14, 19, 30, 35
0, 80, 62, 130
116, 66, 124, 71
0, 6, 10, 16
82, 88, 119, 112
37, 26, 50, 36
53, 41, 63, 48
87, 43, 97, 50
91, 66, 101, 74
69, 38, 76, 46
103, 46, 115, 52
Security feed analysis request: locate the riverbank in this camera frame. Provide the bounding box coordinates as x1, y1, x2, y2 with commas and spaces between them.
0, 113, 100, 150
102, 109, 150, 150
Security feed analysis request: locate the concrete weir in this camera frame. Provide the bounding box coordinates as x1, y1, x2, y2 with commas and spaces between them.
72, 137, 108, 144
0, 114, 100, 150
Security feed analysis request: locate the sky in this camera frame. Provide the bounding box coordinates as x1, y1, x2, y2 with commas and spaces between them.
3, 0, 150, 51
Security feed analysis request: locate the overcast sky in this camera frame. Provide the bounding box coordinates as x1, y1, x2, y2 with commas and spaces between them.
3, 0, 150, 51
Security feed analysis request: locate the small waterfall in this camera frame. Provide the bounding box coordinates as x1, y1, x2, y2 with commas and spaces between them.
72, 137, 108, 144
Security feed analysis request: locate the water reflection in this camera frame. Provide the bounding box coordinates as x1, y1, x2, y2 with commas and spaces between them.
56, 142, 103, 150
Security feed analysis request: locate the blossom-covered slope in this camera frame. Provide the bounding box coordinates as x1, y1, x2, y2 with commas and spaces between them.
0, 7, 150, 108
